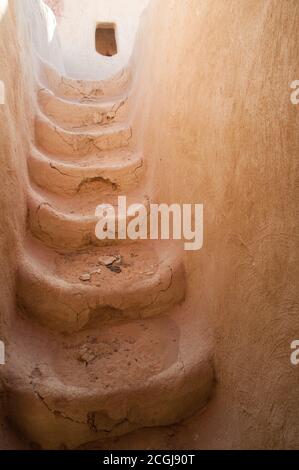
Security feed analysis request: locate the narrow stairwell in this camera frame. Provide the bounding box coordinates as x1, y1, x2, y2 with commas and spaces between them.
2, 59, 214, 449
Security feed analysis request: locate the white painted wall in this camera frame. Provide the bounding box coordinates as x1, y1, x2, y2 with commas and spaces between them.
25, 0, 65, 73
57, 0, 150, 80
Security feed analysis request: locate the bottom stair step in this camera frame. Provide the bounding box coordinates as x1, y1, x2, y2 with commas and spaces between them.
2, 305, 214, 449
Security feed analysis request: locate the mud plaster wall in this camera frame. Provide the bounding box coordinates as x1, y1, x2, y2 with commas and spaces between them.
130, 0, 299, 449
0, 0, 58, 360
0, 0, 31, 342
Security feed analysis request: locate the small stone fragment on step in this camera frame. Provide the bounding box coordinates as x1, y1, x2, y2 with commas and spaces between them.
98, 255, 118, 267
78, 345, 96, 364
79, 273, 91, 282
98, 255, 123, 273
107, 111, 115, 121
114, 255, 122, 267
91, 268, 102, 275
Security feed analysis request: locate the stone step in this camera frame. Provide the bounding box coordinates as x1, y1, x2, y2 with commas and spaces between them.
37, 86, 129, 130
38, 57, 131, 101
2, 305, 214, 449
27, 185, 150, 250
17, 237, 186, 332
28, 147, 144, 196
35, 113, 132, 157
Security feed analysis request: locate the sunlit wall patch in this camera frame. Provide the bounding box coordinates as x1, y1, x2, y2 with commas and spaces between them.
0, 0, 8, 22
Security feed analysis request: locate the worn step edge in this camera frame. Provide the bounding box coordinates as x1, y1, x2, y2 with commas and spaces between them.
37, 56, 132, 100
28, 146, 144, 196
35, 112, 133, 157
2, 306, 214, 449
17, 238, 186, 332
27, 185, 150, 250
37, 85, 129, 130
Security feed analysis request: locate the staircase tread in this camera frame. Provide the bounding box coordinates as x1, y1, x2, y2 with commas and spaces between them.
36, 111, 132, 136
22, 235, 179, 288
38, 56, 131, 101
38, 84, 129, 107
4, 303, 212, 416
18, 236, 185, 330
28, 183, 149, 219
30, 145, 142, 168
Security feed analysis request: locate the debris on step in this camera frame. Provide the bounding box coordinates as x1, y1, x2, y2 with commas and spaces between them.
107, 111, 116, 121
91, 268, 102, 275
79, 273, 91, 282
80, 267, 102, 282
77, 345, 96, 365
114, 255, 122, 266
98, 255, 119, 267
98, 255, 123, 273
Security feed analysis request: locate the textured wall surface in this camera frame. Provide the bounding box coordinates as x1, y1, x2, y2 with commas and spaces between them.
0, 0, 35, 343
0, 0, 298, 450
129, 0, 299, 449
0, 1, 64, 448
0, 0, 64, 348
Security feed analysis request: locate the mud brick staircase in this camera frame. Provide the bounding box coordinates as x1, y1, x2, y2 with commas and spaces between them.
2, 60, 214, 449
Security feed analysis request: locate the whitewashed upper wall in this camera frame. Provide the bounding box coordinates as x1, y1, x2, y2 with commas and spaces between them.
23, 0, 65, 74
57, 0, 150, 80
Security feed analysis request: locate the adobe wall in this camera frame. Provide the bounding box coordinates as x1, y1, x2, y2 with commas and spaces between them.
130, 0, 299, 449
0, 0, 298, 450
0, 0, 35, 358
0, 0, 63, 394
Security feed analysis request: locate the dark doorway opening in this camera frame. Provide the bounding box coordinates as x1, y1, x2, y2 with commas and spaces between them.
95, 23, 118, 57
